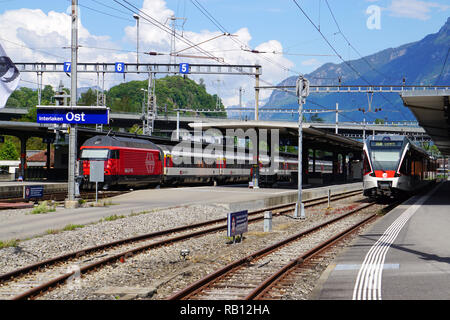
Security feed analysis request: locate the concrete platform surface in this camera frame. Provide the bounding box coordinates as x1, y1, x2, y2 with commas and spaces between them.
0, 182, 362, 242
314, 181, 450, 300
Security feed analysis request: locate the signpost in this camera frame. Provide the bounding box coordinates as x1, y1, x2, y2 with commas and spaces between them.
89, 161, 104, 203
64, 62, 71, 73
227, 210, 248, 243
115, 62, 125, 73
24, 185, 44, 200
179, 63, 189, 74
36, 106, 109, 125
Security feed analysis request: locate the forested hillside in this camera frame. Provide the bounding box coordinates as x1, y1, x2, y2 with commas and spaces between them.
5, 75, 225, 118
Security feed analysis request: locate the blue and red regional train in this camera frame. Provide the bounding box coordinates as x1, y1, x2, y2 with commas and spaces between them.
362, 135, 437, 199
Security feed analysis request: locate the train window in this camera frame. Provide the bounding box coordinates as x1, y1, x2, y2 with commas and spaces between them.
369, 141, 403, 171
399, 155, 411, 175
80, 149, 109, 160
370, 150, 401, 171
363, 152, 371, 174
110, 150, 120, 159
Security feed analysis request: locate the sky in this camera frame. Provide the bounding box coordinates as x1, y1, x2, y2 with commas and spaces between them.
0, 0, 449, 107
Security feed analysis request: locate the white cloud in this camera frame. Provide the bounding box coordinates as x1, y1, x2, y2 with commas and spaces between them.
0, 0, 296, 107
0, 8, 136, 89
386, 0, 449, 20
123, 0, 295, 106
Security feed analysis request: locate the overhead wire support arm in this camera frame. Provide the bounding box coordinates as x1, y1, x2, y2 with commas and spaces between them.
254, 84, 450, 93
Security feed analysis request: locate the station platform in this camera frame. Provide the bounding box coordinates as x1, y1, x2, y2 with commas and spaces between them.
314, 181, 450, 300
0, 182, 362, 242
0, 181, 67, 199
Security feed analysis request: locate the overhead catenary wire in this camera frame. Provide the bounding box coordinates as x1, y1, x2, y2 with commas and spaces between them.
324, 0, 394, 82
323, 0, 407, 119
112, 0, 297, 101
291, 0, 405, 120
189, 0, 304, 76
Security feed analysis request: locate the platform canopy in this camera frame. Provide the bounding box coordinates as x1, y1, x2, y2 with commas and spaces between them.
401, 90, 450, 155
188, 120, 363, 152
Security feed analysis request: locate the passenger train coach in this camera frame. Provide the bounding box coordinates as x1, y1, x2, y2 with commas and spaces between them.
362, 135, 436, 199
78, 135, 305, 190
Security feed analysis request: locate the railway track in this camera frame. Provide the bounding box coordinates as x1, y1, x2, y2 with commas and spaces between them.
167, 201, 385, 300
0, 189, 363, 300
249, 200, 401, 300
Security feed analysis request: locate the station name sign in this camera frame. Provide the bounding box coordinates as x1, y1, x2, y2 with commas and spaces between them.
36, 106, 109, 125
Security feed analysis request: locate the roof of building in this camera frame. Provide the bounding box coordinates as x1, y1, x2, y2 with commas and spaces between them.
401, 90, 450, 155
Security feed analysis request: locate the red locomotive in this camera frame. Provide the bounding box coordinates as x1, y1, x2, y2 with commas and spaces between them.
80, 135, 163, 189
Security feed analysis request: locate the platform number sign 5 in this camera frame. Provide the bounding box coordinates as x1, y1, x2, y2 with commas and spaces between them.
115, 62, 125, 73
64, 62, 71, 73
179, 63, 189, 74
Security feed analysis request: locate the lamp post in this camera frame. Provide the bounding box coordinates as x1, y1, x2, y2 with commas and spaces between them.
294, 75, 310, 219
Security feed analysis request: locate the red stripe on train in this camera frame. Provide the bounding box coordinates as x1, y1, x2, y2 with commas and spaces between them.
374, 170, 396, 178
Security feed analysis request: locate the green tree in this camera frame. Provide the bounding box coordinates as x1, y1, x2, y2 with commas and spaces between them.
106, 76, 226, 116
78, 88, 98, 106
0, 139, 19, 160
310, 113, 324, 123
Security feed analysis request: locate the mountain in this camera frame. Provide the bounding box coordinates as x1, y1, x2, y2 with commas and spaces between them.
264, 17, 450, 123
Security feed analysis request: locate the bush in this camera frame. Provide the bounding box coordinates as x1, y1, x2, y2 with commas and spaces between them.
31, 201, 56, 214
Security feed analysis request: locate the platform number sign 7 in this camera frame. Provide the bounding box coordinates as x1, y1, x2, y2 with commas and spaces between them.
63, 62, 71, 73
179, 63, 189, 74
115, 62, 125, 73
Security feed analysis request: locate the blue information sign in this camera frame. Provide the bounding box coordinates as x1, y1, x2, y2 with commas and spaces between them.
179, 63, 189, 74
115, 62, 125, 73
24, 185, 44, 199
227, 210, 248, 237
64, 62, 71, 72
36, 107, 109, 124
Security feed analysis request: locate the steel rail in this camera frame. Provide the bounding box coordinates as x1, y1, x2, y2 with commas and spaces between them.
166, 201, 375, 300
247, 199, 402, 300
4, 189, 363, 300
0, 189, 361, 284
246, 213, 378, 300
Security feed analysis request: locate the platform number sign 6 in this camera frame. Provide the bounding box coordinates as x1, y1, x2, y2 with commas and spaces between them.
179, 63, 189, 74
115, 62, 125, 73
63, 62, 71, 73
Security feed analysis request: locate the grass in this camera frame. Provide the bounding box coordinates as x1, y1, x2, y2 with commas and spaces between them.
63, 224, 85, 231
46, 224, 85, 235
0, 239, 18, 249
103, 214, 126, 222
30, 201, 56, 214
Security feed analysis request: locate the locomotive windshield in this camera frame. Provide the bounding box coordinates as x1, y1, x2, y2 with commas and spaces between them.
369, 140, 403, 171
80, 148, 109, 160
